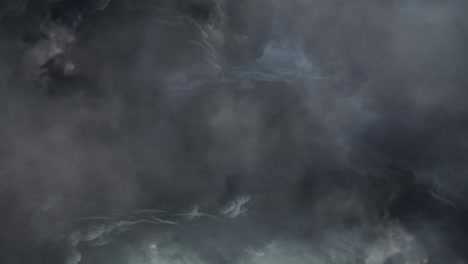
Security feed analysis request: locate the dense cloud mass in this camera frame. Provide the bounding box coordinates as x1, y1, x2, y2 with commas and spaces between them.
1, 0, 468, 263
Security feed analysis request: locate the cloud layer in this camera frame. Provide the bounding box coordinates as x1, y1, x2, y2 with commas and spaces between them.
1, 1, 468, 263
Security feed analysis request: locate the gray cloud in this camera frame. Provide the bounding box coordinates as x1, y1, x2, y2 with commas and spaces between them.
0, 0, 467, 263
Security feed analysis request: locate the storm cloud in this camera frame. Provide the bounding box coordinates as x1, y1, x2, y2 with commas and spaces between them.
1, 1, 468, 263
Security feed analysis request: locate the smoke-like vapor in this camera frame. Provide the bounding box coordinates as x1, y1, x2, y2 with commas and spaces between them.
1, 0, 468, 263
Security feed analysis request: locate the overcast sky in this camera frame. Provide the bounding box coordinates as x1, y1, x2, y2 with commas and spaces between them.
1, 1, 468, 263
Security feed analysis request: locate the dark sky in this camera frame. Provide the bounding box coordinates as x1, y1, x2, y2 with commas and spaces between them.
1, 1, 468, 263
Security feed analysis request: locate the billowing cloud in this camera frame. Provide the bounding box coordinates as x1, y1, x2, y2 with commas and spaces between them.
1, 0, 467, 263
